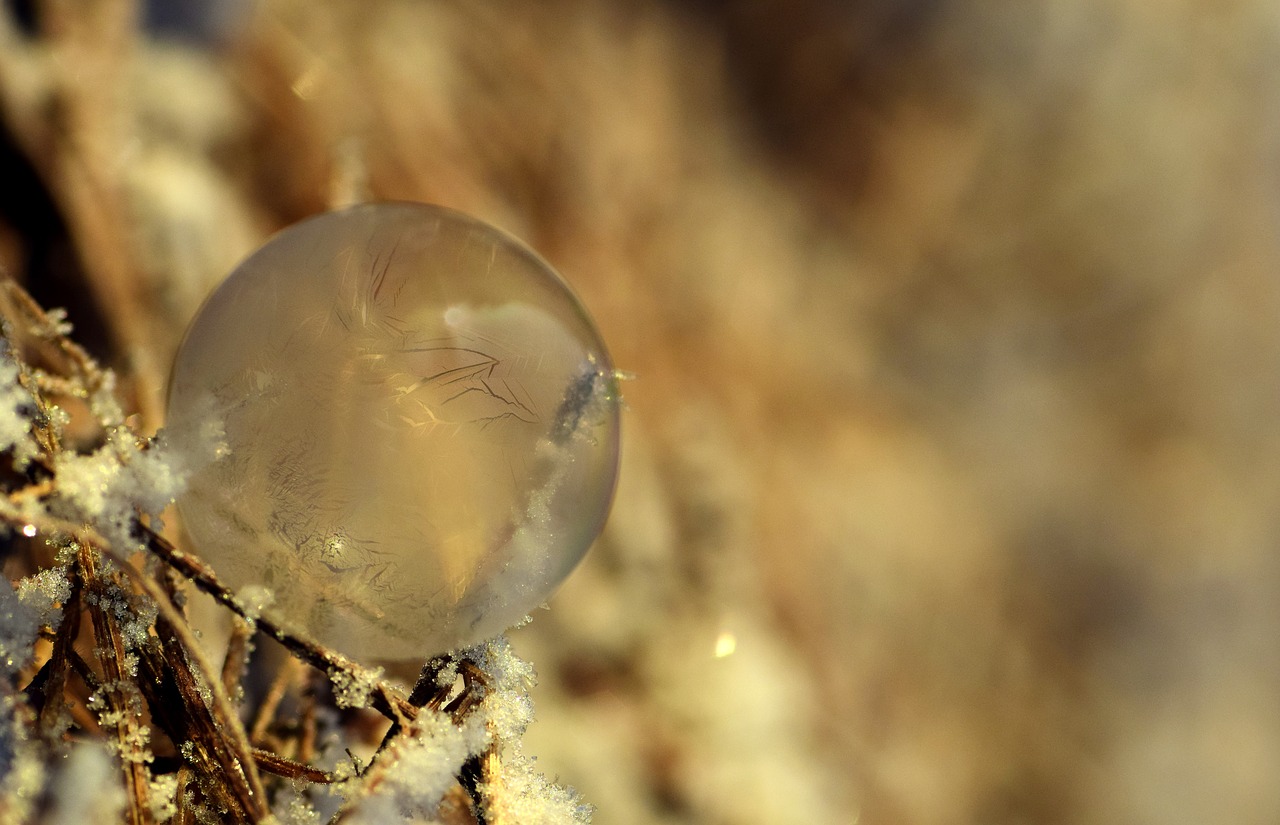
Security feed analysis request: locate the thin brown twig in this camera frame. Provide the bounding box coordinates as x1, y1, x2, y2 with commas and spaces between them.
221, 617, 254, 699
0, 273, 111, 400
173, 765, 193, 825
299, 671, 319, 764
137, 522, 421, 724
7, 480, 55, 506
30, 370, 87, 398
104, 542, 272, 822
251, 747, 334, 784
137, 615, 264, 820
460, 746, 502, 825
250, 656, 297, 746
67, 648, 101, 694
446, 661, 489, 724
0, 507, 272, 820
0, 272, 519, 815
368, 656, 452, 770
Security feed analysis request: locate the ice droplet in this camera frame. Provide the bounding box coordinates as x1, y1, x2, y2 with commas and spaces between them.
166, 203, 620, 661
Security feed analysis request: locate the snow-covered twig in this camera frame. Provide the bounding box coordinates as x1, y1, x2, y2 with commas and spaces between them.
0, 277, 590, 824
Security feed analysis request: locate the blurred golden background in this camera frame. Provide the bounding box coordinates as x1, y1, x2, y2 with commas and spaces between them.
2, 1, 1278, 823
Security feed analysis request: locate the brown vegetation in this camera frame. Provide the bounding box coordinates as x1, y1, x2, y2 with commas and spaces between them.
1, 1, 1278, 823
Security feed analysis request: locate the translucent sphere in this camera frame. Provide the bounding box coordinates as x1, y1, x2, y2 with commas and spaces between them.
166, 203, 620, 661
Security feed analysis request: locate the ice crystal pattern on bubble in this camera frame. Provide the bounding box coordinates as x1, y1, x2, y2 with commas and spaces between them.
166, 203, 621, 661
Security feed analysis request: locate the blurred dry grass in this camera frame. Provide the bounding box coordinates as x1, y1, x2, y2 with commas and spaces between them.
3, 0, 1280, 823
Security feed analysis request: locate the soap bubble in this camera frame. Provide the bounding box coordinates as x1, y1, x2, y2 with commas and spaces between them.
166, 203, 620, 661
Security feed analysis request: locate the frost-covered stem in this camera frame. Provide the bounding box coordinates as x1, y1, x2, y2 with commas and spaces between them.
460, 748, 501, 825
144, 618, 269, 820
431, 663, 500, 823
0, 504, 275, 820
34, 569, 80, 740
367, 656, 451, 769
78, 545, 154, 825
220, 617, 253, 698
138, 522, 421, 724
101, 537, 271, 821
329, 660, 493, 825
0, 280, 111, 434
249, 747, 332, 784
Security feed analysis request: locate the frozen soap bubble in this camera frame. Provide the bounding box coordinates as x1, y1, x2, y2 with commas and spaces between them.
166, 203, 620, 662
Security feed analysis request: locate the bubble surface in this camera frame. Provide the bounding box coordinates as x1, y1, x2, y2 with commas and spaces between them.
166, 203, 620, 661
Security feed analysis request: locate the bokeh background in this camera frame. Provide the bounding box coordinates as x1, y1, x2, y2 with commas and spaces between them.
2, 1, 1279, 823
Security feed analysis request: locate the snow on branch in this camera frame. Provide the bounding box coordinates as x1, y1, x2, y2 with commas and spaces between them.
0, 279, 589, 824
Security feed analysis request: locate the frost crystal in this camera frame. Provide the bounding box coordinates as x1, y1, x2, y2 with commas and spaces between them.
328, 663, 384, 709
350, 710, 488, 824
274, 785, 322, 825
486, 748, 594, 825
0, 347, 37, 468
0, 579, 40, 678
148, 773, 179, 822
15, 566, 72, 627
50, 427, 190, 552
470, 637, 537, 743
235, 583, 274, 620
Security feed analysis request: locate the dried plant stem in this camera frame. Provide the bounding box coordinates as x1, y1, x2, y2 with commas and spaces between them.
0, 509, 277, 821
249, 657, 299, 746
0, 280, 102, 384
0, 271, 535, 821
462, 746, 504, 825
138, 523, 421, 724
173, 766, 194, 825
34, 570, 80, 740
78, 545, 155, 825
367, 656, 452, 770
221, 617, 254, 698
101, 540, 271, 821
250, 747, 333, 784
298, 673, 320, 764
33, 0, 165, 427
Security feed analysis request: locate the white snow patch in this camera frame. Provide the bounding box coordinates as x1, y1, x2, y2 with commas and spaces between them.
44, 742, 126, 825
469, 637, 536, 743
0, 578, 40, 678
348, 710, 488, 824
486, 747, 594, 825
0, 347, 37, 468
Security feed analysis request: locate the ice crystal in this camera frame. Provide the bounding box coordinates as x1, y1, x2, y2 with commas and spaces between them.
0, 579, 39, 678
350, 710, 488, 824
328, 663, 385, 709
234, 583, 273, 620
0, 279, 598, 825
148, 773, 179, 822
15, 566, 72, 627
470, 637, 537, 743
0, 348, 35, 469
274, 785, 322, 825
486, 748, 594, 825
49, 427, 189, 552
